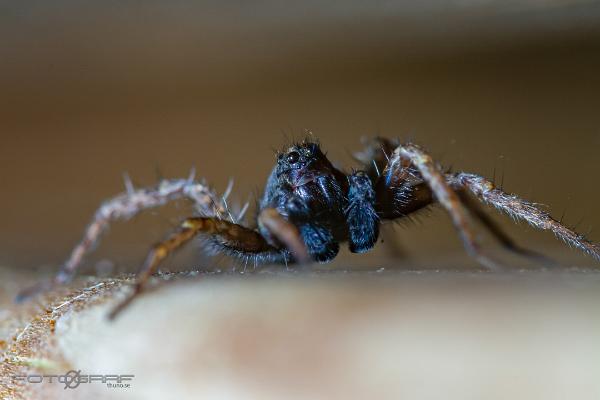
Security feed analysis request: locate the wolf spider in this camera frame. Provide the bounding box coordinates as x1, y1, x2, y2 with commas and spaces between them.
17, 137, 600, 318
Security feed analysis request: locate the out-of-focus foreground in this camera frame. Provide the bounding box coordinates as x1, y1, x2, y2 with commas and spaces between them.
2, 270, 600, 399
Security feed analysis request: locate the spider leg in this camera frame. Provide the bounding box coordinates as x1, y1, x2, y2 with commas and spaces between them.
15, 174, 224, 303
108, 216, 283, 319
386, 143, 501, 270
258, 208, 310, 263
448, 173, 600, 262
455, 189, 555, 264
353, 136, 398, 183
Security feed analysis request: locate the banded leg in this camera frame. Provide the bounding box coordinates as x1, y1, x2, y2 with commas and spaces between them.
388, 143, 500, 270
449, 173, 600, 262
108, 217, 281, 319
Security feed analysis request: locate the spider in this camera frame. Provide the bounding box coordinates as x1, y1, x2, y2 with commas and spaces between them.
17, 137, 600, 318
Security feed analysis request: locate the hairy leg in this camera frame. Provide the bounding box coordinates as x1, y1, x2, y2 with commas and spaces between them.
449, 173, 600, 262
109, 216, 282, 319
361, 138, 434, 219
353, 136, 399, 183
346, 171, 379, 253
388, 143, 500, 270
456, 189, 553, 262
297, 223, 339, 263
16, 172, 227, 302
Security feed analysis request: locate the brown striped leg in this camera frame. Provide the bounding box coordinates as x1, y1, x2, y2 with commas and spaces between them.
108, 217, 278, 319
391, 143, 501, 270
449, 173, 600, 262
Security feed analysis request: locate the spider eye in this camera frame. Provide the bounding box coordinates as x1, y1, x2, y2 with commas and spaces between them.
287, 151, 300, 164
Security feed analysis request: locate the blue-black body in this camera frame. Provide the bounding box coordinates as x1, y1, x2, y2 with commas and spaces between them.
259, 141, 380, 262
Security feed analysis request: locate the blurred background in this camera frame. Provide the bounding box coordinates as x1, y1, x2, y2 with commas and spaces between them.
2, 3, 600, 400
1, 0, 600, 273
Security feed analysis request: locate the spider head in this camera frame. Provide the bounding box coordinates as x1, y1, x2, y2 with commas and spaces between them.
276, 141, 333, 187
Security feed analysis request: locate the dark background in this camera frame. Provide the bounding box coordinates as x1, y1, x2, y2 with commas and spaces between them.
1, 1, 599, 273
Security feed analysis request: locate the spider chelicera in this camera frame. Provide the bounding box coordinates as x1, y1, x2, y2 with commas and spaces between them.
18, 137, 600, 318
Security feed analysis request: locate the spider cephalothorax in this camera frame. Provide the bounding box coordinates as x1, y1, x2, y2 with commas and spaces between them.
18, 137, 600, 318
